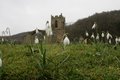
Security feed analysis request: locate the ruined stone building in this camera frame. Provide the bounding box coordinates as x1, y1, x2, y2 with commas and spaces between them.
6, 29, 45, 44
23, 29, 45, 44
51, 13, 65, 43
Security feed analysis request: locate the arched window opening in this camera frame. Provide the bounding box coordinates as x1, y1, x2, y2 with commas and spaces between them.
55, 20, 58, 28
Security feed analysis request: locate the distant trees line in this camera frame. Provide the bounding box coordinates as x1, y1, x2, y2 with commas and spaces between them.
65, 10, 120, 42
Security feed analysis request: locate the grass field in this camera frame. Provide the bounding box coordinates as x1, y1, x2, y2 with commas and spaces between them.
0, 42, 120, 80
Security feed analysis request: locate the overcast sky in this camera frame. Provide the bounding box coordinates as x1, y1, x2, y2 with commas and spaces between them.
0, 0, 120, 35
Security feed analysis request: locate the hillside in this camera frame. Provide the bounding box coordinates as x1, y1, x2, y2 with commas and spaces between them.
66, 10, 120, 41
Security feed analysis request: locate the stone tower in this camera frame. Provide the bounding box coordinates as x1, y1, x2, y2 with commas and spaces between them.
51, 13, 65, 43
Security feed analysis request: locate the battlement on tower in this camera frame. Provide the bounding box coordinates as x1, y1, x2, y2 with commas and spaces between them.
51, 13, 65, 43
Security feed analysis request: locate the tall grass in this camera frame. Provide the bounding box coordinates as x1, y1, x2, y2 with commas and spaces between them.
0, 42, 120, 79
0, 50, 2, 80
23, 42, 70, 80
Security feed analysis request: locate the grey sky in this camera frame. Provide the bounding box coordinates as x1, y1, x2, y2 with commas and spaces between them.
0, 0, 120, 35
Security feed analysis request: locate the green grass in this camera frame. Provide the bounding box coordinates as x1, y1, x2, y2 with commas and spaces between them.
0, 43, 120, 80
